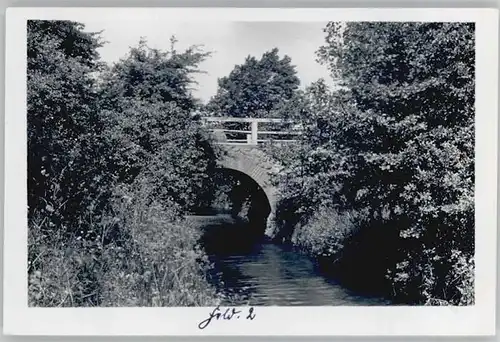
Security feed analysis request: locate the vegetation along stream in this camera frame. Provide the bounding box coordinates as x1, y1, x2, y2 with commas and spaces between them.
190, 215, 391, 306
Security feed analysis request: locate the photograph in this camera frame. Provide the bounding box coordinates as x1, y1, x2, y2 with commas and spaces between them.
26, 17, 476, 308
4, 7, 498, 336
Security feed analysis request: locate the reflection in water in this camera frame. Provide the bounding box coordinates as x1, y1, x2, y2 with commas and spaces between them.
192, 215, 391, 306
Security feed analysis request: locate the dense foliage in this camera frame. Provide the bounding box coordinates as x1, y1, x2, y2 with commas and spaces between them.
27, 20, 476, 307
272, 22, 475, 305
206, 48, 300, 118
205, 48, 301, 140
98, 40, 219, 212
27, 21, 220, 306
27, 20, 110, 237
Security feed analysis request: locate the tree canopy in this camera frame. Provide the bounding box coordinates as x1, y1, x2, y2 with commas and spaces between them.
206, 48, 300, 118
98, 39, 219, 212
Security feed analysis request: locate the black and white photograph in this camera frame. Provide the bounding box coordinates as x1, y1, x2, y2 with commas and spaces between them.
4, 7, 498, 336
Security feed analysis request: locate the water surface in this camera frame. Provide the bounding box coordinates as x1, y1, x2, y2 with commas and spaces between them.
191, 215, 391, 306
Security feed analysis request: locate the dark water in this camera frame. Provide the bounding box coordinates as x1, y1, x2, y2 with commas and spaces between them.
189, 215, 391, 306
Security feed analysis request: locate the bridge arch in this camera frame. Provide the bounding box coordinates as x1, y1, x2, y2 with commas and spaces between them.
214, 167, 271, 223
200, 116, 297, 237
217, 145, 278, 231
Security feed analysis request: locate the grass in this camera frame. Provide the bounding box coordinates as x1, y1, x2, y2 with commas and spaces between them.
28, 184, 222, 307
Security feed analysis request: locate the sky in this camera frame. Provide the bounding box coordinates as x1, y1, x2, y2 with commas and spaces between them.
81, 20, 331, 103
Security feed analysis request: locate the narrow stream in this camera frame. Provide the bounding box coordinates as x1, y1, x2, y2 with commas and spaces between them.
191, 215, 391, 306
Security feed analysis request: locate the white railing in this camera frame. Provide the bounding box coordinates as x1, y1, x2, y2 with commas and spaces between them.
202, 117, 302, 145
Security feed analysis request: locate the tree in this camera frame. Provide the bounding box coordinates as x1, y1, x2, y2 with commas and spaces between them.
101, 37, 210, 113
207, 48, 300, 117
27, 20, 112, 234
28, 24, 222, 307
27, 20, 117, 306
273, 22, 475, 304
317, 23, 475, 303
99, 39, 219, 212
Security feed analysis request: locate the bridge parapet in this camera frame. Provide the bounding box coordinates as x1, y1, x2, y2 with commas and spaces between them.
202, 116, 302, 146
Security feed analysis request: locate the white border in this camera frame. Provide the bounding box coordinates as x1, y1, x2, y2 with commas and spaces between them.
4, 7, 498, 336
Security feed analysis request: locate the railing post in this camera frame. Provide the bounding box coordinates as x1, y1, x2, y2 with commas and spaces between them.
251, 120, 258, 145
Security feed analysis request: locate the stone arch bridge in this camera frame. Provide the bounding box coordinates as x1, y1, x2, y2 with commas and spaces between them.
202, 117, 300, 232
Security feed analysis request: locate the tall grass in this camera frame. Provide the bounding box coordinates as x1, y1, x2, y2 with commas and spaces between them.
28, 179, 221, 307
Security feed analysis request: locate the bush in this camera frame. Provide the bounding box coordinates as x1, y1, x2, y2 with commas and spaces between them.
449, 250, 474, 305
291, 207, 357, 259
